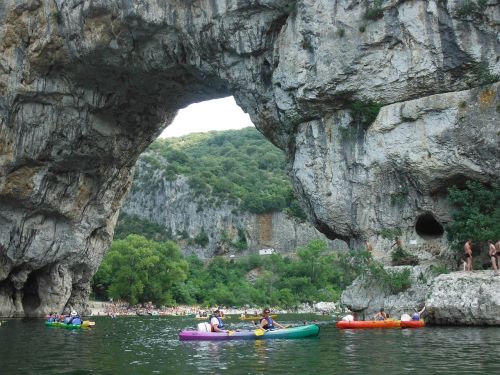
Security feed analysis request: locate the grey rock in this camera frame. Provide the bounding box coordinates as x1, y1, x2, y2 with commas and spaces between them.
341, 265, 430, 321
122, 169, 347, 259
342, 269, 500, 325
427, 271, 500, 326
0, 0, 498, 317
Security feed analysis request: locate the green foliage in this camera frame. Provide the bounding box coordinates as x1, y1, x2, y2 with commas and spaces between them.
470, 62, 499, 86
359, 25, 366, 33
456, 0, 488, 18
114, 213, 172, 242
134, 128, 305, 217
379, 228, 402, 240
232, 228, 248, 250
92, 235, 188, 305
446, 181, 500, 252
93, 239, 372, 307
364, 0, 384, 21
337, 28, 345, 37
390, 192, 407, 206
350, 99, 383, 129
284, 2, 297, 14
52, 11, 63, 24
194, 229, 209, 247
430, 264, 450, 276
391, 247, 419, 266
368, 262, 412, 294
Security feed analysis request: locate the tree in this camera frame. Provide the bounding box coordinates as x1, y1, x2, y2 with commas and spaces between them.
447, 181, 500, 251
92, 235, 188, 305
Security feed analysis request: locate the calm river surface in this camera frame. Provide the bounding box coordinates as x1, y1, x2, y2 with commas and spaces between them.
0, 314, 498, 374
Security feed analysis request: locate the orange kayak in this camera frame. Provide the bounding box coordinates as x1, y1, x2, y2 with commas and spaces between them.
401, 320, 425, 328
336, 320, 401, 329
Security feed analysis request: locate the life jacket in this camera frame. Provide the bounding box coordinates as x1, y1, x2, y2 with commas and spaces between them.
411, 313, 420, 321
68, 316, 82, 325
261, 316, 274, 330
210, 316, 224, 331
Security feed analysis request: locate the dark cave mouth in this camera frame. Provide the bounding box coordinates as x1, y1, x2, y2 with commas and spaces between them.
415, 213, 444, 238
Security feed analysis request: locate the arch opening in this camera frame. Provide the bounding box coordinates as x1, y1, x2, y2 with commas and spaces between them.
415, 213, 444, 239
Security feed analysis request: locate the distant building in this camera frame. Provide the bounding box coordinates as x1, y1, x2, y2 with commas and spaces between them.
259, 248, 275, 255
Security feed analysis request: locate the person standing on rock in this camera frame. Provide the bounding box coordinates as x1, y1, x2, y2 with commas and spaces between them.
391, 237, 403, 251
464, 239, 473, 271
487, 240, 498, 275
364, 240, 373, 253
496, 240, 500, 267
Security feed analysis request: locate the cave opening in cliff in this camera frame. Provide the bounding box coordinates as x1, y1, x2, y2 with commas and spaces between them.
415, 213, 444, 239
21, 270, 41, 316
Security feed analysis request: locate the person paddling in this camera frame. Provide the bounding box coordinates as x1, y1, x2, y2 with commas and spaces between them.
260, 308, 285, 330
209, 309, 226, 333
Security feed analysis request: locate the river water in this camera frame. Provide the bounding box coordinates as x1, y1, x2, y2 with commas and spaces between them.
0, 314, 498, 374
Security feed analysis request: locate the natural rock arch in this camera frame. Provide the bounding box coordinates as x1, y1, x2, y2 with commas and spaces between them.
0, 1, 498, 316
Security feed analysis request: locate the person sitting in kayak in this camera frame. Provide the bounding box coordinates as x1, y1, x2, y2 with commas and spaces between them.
46, 312, 56, 322
260, 308, 285, 330
67, 311, 82, 325
373, 308, 388, 321
209, 309, 226, 333
411, 306, 426, 321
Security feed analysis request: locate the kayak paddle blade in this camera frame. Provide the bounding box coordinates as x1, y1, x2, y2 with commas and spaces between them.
254, 328, 265, 336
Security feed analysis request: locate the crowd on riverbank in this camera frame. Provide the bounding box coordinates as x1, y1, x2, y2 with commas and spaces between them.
88, 301, 339, 317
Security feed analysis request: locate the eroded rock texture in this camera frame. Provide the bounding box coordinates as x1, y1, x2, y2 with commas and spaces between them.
0, 0, 498, 316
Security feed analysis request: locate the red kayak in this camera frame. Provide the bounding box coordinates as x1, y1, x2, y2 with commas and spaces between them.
401, 320, 425, 328
336, 320, 401, 329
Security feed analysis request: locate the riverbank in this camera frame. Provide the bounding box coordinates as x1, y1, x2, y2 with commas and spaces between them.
88, 301, 339, 317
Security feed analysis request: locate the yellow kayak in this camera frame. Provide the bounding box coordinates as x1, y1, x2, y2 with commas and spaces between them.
240, 315, 277, 321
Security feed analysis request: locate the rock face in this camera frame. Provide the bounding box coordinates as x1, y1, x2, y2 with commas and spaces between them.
341, 269, 500, 326
0, 1, 498, 317
341, 265, 430, 320
122, 165, 347, 258
427, 271, 500, 326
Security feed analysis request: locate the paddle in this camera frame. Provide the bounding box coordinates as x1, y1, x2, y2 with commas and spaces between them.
254, 328, 266, 336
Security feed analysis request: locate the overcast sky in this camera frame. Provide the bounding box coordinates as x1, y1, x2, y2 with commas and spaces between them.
160, 96, 254, 138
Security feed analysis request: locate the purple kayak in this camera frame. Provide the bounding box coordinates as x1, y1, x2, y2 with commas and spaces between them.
179, 324, 320, 341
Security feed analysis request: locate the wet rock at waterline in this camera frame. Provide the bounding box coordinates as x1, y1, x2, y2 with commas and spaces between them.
0, 1, 499, 316
341, 269, 500, 326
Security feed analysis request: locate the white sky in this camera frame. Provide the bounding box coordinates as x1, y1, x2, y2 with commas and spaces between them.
160, 96, 254, 138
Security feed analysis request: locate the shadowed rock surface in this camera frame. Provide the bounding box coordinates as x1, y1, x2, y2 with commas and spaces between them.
0, 0, 498, 317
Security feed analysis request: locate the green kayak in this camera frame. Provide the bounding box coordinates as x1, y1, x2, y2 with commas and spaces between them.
179, 324, 320, 341
45, 321, 93, 329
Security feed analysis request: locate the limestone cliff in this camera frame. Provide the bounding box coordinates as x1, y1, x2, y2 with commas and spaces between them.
0, 0, 498, 317
121, 159, 346, 258
341, 268, 500, 326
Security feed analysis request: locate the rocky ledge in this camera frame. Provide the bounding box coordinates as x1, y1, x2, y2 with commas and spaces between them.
342, 269, 500, 326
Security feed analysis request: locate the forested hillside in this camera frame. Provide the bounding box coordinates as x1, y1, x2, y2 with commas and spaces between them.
130, 127, 306, 217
